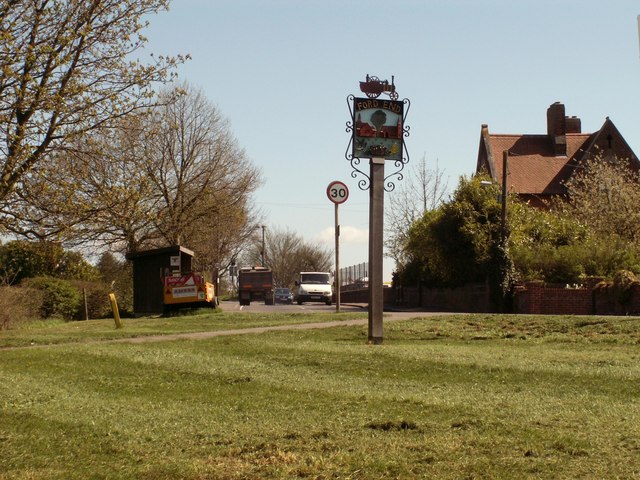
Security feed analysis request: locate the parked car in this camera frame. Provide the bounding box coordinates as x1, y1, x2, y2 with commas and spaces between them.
274, 287, 294, 304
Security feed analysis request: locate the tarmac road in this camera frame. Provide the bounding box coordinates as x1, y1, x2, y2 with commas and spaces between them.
226, 300, 366, 314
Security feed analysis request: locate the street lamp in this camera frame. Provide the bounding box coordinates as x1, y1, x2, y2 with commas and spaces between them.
481, 150, 508, 241
499, 150, 508, 242
481, 150, 511, 312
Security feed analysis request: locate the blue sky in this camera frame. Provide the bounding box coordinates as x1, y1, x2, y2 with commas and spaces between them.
143, 0, 640, 280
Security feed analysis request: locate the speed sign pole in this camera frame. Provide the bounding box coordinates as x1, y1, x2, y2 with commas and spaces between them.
327, 181, 349, 312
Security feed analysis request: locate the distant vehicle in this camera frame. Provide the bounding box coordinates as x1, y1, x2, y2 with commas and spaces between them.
295, 271, 333, 306
274, 287, 293, 304
238, 266, 274, 306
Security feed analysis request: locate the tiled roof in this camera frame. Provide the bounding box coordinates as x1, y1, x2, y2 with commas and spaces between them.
477, 106, 639, 203
486, 133, 593, 195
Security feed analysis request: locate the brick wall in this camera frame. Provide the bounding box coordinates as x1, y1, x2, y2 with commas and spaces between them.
514, 281, 640, 315
514, 282, 593, 315
342, 281, 640, 315
342, 283, 490, 313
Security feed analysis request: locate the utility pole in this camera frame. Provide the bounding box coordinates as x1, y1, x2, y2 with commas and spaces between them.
260, 225, 266, 267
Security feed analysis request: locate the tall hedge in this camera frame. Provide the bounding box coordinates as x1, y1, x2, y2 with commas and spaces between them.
22, 277, 82, 320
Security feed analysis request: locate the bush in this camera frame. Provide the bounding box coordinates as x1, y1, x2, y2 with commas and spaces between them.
70, 280, 114, 319
612, 270, 640, 306
512, 237, 640, 284
0, 286, 43, 330
0, 240, 99, 285
22, 277, 82, 320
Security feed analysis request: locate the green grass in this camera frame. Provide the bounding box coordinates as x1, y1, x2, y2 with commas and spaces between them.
0, 309, 367, 348
1, 313, 640, 479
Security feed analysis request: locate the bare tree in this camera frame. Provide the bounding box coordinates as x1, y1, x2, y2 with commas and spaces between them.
0, 0, 185, 203
1, 83, 264, 274
385, 154, 448, 265
142, 84, 263, 274
261, 228, 304, 288
142, 85, 260, 247
240, 227, 332, 288
0, 113, 161, 253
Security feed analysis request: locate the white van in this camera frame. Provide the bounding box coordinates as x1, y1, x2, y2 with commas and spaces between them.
295, 271, 333, 305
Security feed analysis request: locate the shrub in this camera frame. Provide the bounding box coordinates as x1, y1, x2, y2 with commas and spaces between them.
512, 237, 640, 284
69, 280, 115, 319
22, 277, 82, 320
0, 240, 100, 286
0, 286, 43, 330
612, 270, 640, 306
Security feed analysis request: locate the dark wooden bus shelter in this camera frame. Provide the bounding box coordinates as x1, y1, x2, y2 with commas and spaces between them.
126, 245, 194, 315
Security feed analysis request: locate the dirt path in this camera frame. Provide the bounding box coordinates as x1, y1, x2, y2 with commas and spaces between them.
108, 312, 447, 344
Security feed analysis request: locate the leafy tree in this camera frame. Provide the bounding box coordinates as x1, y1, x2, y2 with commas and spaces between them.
401, 175, 501, 287
23, 276, 82, 320
397, 162, 640, 304
0, 0, 185, 204
509, 201, 640, 283
0, 240, 97, 285
97, 252, 133, 313
400, 175, 515, 310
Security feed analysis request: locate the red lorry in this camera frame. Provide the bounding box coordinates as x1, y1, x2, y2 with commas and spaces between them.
238, 266, 274, 306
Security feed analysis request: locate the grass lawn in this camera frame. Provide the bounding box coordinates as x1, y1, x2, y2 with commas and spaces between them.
1, 312, 639, 479
0, 309, 367, 348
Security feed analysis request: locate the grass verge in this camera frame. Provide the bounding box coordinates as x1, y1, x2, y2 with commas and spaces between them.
0, 309, 367, 348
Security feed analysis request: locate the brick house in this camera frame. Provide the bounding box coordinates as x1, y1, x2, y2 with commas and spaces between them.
475, 102, 639, 207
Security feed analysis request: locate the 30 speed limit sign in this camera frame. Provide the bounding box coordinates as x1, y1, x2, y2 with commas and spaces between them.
326, 181, 349, 204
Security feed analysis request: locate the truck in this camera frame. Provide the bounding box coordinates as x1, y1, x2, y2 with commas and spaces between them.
162, 271, 217, 313
295, 271, 333, 305
238, 266, 274, 306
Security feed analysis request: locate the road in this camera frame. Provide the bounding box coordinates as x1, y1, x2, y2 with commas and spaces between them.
223, 300, 367, 314
220, 300, 451, 321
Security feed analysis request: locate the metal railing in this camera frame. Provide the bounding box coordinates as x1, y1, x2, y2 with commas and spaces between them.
338, 262, 368, 288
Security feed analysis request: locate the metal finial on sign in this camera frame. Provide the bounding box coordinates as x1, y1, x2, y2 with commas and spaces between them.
359, 74, 399, 100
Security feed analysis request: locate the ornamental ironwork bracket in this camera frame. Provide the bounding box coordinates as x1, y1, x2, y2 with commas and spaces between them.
345, 94, 411, 192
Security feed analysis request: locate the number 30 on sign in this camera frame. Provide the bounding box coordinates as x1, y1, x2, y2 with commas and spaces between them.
326, 181, 349, 204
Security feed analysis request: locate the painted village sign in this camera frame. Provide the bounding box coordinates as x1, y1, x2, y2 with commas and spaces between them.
352, 77, 404, 161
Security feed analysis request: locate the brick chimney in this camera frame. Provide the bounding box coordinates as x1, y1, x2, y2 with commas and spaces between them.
547, 102, 567, 156
565, 116, 581, 134
547, 102, 566, 136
